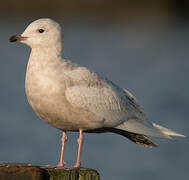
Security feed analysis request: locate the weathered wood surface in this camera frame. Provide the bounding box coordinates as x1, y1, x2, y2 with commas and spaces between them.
0, 163, 100, 180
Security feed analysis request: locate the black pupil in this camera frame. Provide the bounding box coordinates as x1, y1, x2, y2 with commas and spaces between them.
38, 29, 44, 33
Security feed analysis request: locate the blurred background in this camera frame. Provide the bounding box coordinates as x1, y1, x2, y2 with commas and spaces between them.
0, 0, 189, 179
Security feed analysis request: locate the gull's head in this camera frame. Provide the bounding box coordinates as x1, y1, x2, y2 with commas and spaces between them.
9, 18, 62, 49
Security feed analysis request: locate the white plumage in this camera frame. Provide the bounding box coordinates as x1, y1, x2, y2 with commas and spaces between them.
10, 18, 185, 168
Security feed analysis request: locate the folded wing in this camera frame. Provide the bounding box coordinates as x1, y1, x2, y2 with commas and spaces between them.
65, 66, 185, 138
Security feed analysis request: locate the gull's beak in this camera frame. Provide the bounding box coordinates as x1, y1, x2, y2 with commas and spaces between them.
9, 34, 28, 42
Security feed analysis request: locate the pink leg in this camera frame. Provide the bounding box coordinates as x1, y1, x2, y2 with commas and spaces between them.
57, 131, 67, 167
74, 130, 84, 168
42, 131, 67, 169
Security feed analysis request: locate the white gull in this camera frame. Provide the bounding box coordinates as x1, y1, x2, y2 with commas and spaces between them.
9, 18, 185, 168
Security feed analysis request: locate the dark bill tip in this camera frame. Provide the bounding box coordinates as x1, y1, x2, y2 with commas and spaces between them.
9, 35, 27, 42
9, 35, 20, 42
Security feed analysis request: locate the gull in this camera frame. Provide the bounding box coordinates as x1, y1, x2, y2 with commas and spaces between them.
9, 18, 185, 168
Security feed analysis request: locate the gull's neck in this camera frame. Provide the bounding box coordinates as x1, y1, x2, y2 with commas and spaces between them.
31, 46, 62, 57
29, 46, 62, 67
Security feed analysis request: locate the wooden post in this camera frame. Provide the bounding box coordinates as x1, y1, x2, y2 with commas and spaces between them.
0, 163, 100, 180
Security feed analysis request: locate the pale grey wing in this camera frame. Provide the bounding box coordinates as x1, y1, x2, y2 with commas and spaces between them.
65, 66, 184, 138
65, 85, 128, 128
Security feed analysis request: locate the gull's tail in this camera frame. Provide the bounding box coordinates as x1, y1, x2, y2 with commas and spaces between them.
113, 120, 185, 147
110, 128, 158, 147
116, 119, 185, 140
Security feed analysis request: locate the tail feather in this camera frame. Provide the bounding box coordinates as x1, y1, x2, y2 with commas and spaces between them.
116, 119, 185, 139
110, 128, 157, 147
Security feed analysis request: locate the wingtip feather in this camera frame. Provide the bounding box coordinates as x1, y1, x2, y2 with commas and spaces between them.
152, 123, 185, 138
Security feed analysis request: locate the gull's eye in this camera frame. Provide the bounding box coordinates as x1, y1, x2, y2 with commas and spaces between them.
38, 29, 44, 33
